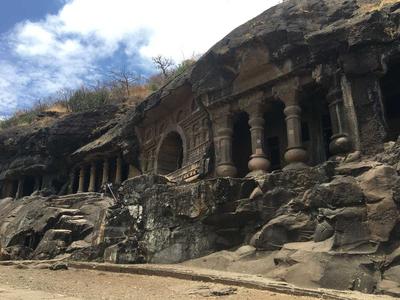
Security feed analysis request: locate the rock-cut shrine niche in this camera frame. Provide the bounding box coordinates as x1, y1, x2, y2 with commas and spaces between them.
380, 60, 400, 141
157, 131, 184, 175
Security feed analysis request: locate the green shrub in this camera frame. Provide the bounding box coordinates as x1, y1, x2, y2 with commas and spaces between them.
66, 86, 110, 112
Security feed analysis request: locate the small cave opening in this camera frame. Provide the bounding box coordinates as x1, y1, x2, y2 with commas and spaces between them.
22, 176, 35, 196
11, 180, 18, 197
24, 232, 42, 250
52, 178, 64, 194
157, 132, 184, 175
232, 112, 252, 178
380, 61, 400, 140
300, 86, 332, 165
72, 169, 80, 193
95, 161, 103, 191
264, 101, 286, 171
266, 136, 281, 171
108, 158, 117, 184
121, 159, 130, 182
36, 176, 43, 191
83, 165, 91, 192
0, 181, 5, 199
321, 113, 333, 158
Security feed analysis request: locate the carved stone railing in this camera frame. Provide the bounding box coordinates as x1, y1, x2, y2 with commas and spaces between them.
165, 160, 202, 183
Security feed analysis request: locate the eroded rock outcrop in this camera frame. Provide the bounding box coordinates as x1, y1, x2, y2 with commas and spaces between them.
0, 193, 113, 261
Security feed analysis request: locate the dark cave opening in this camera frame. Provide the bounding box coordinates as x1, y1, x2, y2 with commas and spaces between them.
232, 112, 252, 178
22, 176, 35, 196
381, 62, 400, 141
157, 132, 184, 175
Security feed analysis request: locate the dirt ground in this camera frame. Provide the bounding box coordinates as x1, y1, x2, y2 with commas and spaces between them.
0, 265, 322, 300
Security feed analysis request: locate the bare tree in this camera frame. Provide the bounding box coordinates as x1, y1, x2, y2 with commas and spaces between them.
152, 55, 175, 78
108, 66, 141, 99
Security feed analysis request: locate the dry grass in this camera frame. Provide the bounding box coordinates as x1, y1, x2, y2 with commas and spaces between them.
44, 103, 70, 113
359, 0, 399, 13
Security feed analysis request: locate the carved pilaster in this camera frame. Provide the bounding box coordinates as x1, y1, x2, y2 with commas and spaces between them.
327, 87, 352, 155
34, 177, 41, 192
68, 171, 75, 194
16, 178, 24, 199
242, 92, 270, 175
78, 167, 85, 193
211, 106, 237, 177
115, 156, 122, 184
102, 159, 109, 186
88, 162, 96, 192
274, 79, 308, 169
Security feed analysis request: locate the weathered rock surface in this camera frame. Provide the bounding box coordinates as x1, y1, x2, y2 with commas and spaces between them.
183, 145, 400, 296
0, 107, 118, 177
0, 193, 113, 260
103, 175, 258, 264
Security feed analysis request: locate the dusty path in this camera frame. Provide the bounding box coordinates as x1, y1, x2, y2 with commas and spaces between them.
0, 265, 321, 300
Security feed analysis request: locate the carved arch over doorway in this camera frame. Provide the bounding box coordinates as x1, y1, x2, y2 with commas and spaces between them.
155, 127, 187, 175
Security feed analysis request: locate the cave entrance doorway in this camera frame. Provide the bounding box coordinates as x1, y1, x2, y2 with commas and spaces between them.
72, 169, 80, 193
157, 132, 184, 175
264, 101, 287, 171
23, 176, 35, 197
232, 112, 252, 178
381, 61, 400, 140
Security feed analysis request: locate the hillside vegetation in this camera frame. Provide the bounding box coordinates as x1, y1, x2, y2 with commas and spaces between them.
0, 57, 197, 130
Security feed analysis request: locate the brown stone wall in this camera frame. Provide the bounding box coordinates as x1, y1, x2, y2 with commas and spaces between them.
137, 98, 210, 181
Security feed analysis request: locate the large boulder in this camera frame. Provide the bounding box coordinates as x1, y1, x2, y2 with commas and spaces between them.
32, 229, 72, 259
0, 193, 113, 261
250, 212, 316, 250
319, 207, 376, 253
303, 176, 364, 208
357, 165, 400, 242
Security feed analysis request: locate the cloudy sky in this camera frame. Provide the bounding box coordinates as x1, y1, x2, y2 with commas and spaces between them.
0, 0, 281, 118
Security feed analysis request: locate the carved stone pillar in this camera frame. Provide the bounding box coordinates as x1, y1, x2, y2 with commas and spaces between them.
283, 104, 308, 169
34, 177, 41, 192
211, 107, 237, 177
77, 167, 85, 193
115, 156, 122, 184
16, 178, 24, 199
246, 103, 270, 175
274, 79, 308, 169
327, 88, 352, 155
102, 159, 109, 186
68, 171, 75, 194
88, 162, 96, 192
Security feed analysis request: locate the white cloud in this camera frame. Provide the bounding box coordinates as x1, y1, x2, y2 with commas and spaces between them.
0, 0, 281, 117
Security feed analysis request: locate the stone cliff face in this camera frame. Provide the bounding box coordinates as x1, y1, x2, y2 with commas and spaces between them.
0, 106, 119, 193
1, 142, 400, 296
1, 0, 400, 297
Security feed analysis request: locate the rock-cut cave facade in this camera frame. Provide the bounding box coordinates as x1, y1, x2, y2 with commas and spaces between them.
1, 0, 400, 199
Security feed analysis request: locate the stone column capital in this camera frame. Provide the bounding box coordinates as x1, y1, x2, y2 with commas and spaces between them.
284, 105, 302, 117
273, 78, 301, 106
210, 105, 232, 120
238, 90, 265, 112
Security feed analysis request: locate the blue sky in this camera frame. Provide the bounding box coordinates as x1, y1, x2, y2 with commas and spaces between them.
0, 0, 280, 118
